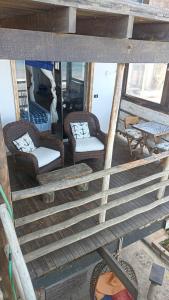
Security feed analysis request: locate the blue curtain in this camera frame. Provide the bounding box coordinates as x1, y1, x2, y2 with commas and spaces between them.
25, 60, 54, 71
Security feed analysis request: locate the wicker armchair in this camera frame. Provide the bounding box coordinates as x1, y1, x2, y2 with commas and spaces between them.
3, 120, 64, 176
64, 111, 107, 164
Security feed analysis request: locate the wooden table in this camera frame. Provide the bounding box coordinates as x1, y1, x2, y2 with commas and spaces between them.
37, 163, 93, 203
133, 121, 169, 139
133, 121, 169, 149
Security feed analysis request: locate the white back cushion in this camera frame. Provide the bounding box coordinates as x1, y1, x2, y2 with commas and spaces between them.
13, 132, 36, 153
71, 122, 90, 139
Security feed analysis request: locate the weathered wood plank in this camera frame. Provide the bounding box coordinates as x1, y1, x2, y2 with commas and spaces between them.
2, 28, 169, 62
0, 7, 76, 33
0, 204, 36, 300
15, 169, 169, 228
77, 15, 134, 38
24, 193, 169, 263
30, 0, 169, 22
12, 151, 169, 201
121, 99, 169, 126
18, 177, 169, 245
37, 163, 92, 184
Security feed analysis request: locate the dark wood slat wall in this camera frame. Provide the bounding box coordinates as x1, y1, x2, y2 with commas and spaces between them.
0, 7, 76, 33
133, 23, 169, 41
77, 15, 134, 38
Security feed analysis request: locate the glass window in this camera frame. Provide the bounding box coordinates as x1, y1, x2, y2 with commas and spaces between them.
15, 60, 29, 117
126, 63, 167, 104
72, 62, 85, 81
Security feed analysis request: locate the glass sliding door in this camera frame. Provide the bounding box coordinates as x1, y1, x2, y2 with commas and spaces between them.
61, 62, 86, 121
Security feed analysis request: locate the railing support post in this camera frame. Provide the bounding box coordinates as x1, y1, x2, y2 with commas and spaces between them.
157, 156, 169, 200
0, 204, 36, 300
99, 64, 125, 223
0, 117, 13, 299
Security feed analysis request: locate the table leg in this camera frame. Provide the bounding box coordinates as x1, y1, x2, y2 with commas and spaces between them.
157, 157, 169, 200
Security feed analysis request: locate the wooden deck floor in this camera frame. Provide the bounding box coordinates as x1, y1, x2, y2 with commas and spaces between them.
8, 136, 169, 280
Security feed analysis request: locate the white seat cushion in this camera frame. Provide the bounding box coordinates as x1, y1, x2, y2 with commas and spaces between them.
125, 128, 142, 139
32, 147, 60, 168
75, 137, 104, 152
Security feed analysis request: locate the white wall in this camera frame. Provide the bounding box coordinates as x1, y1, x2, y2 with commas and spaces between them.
92, 63, 117, 133
0, 60, 16, 126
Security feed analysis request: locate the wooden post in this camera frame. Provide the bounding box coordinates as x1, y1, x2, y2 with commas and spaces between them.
85, 63, 95, 112
10, 60, 20, 121
99, 64, 125, 223
0, 118, 13, 299
157, 157, 169, 200
0, 289, 3, 300
0, 204, 36, 300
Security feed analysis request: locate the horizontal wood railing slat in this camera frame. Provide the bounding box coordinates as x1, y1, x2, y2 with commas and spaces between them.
24, 193, 169, 263
12, 151, 169, 201
19, 177, 169, 245
15, 170, 169, 228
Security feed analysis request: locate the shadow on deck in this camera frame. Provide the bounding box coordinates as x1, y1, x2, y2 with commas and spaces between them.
8, 135, 169, 281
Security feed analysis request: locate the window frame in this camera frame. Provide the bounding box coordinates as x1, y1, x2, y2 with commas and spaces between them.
122, 63, 169, 113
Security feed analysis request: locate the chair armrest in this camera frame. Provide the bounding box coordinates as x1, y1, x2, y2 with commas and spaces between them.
39, 133, 63, 150
69, 135, 76, 152
14, 152, 39, 173
97, 130, 107, 146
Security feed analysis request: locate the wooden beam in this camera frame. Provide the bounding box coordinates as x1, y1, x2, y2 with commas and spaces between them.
10, 60, 20, 121
0, 7, 76, 33
133, 23, 169, 41
2, 28, 169, 62
85, 63, 94, 112
0, 119, 13, 299
98, 247, 138, 298
77, 15, 134, 38
99, 64, 125, 223
30, 0, 169, 22
24, 193, 169, 263
12, 151, 169, 201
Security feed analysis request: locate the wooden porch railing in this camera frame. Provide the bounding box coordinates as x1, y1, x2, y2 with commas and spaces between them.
11, 151, 169, 263
0, 204, 36, 300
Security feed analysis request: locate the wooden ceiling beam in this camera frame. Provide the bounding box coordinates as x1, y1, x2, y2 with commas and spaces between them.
77, 15, 134, 38
1, 28, 169, 62
133, 22, 169, 41
29, 0, 169, 22
0, 7, 76, 33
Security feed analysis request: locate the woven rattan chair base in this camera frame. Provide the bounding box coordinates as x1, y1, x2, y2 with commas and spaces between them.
90, 259, 138, 300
